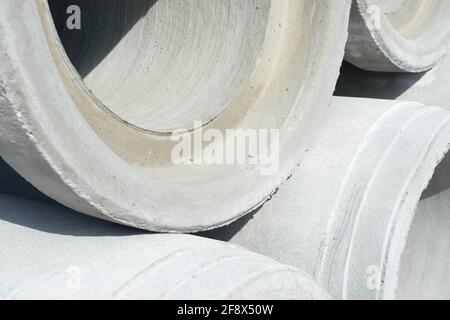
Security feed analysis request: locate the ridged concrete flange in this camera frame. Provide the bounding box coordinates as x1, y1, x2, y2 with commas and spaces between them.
0, 194, 331, 300
345, 0, 450, 72
206, 97, 450, 300
0, 0, 351, 232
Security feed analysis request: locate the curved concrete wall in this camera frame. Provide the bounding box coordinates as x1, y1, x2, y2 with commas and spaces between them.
205, 97, 450, 300
0, 0, 351, 232
0, 194, 331, 300
345, 0, 450, 72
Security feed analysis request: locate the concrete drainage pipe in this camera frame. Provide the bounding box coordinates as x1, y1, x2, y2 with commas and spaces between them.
345, 0, 450, 72
0, 194, 331, 300
0, 0, 351, 232
206, 97, 450, 300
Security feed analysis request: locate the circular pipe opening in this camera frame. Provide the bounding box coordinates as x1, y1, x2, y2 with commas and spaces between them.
47, 0, 270, 134
384, 0, 449, 41
345, 0, 450, 72
6, 0, 351, 231
396, 152, 450, 299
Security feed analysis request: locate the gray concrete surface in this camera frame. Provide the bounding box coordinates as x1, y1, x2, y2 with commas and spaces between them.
1, 0, 450, 301
336, 54, 450, 109
3, 50, 450, 204
0, 193, 332, 300
0, 0, 351, 232
203, 97, 450, 300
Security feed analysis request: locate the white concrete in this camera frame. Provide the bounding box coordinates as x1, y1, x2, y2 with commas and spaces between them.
205, 97, 450, 300
0, 0, 351, 232
0, 193, 331, 300
345, 0, 450, 72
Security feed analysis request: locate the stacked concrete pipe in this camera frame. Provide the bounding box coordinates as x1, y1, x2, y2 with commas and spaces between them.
0, 0, 351, 232
1, 0, 450, 301
345, 0, 450, 72
0, 194, 331, 300
206, 97, 450, 300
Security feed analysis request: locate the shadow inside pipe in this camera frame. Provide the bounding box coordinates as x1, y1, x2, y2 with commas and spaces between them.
48, 0, 158, 78
334, 61, 427, 99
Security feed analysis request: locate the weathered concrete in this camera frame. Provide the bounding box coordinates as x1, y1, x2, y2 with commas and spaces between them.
0, 193, 331, 300
345, 0, 450, 72
204, 97, 450, 300
0, 0, 351, 232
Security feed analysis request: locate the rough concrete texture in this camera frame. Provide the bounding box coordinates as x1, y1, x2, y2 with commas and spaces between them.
345, 0, 450, 72
1, 0, 450, 302
205, 97, 450, 300
0, 194, 331, 300
0, 0, 351, 232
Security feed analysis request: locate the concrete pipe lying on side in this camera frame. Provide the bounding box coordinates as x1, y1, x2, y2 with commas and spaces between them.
205, 97, 450, 300
0, 1, 351, 232
0, 194, 331, 300
345, 0, 450, 72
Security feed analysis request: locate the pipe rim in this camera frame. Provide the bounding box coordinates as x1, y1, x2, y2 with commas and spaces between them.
46, 0, 272, 135
318, 101, 450, 299
0, 193, 332, 300
349, 0, 450, 72
0, 0, 351, 231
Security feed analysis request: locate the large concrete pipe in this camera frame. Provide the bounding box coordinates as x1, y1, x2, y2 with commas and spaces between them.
204, 97, 450, 300
0, 1, 351, 232
345, 0, 450, 72
0, 194, 331, 300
